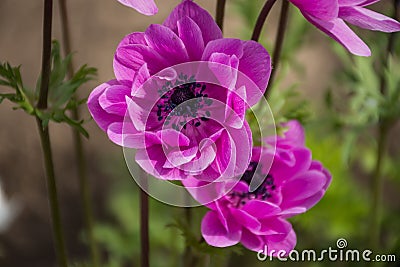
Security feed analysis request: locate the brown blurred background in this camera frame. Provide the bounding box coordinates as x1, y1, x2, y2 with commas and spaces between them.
0, 0, 339, 266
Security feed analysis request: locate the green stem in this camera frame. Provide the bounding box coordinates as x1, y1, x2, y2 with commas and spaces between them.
183, 207, 194, 266
36, 119, 69, 267
37, 0, 53, 110
369, 0, 398, 249
36, 1, 69, 266
264, 0, 289, 98
216, 0, 227, 31
251, 0, 278, 41
140, 176, 149, 267
369, 123, 389, 249
58, 1, 100, 265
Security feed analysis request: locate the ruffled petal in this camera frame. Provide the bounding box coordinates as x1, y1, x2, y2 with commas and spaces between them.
87, 80, 125, 132
242, 200, 281, 219
201, 211, 242, 247
237, 40, 271, 106
240, 228, 264, 252
303, 14, 371, 56
117, 0, 158, 16
98, 84, 130, 115
114, 44, 169, 84
339, 6, 400, 32
144, 24, 189, 65
290, 0, 339, 20
280, 170, 327, 207
163, 0, 222, 45
177, 16, 205, 61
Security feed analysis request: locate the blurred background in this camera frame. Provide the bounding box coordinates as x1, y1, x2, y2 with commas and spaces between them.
0, 0, 399, 266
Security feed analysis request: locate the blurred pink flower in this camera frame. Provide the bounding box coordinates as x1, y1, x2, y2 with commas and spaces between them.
291, 0, 400, 56
117, 0, 158, 16
88, 0, 271, 181
193, 121, 331, 253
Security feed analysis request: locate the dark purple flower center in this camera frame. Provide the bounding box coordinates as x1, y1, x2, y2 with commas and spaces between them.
229, 161, 276, 207
156, 81, 212, 130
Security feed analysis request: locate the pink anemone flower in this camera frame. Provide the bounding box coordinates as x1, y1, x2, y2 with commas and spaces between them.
88, 0, 271, 181
192, 121, 331, 254
291, 0, 400, 56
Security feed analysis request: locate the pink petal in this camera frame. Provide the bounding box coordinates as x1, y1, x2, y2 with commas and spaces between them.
281, 170, 327, 205
163, 0, 222, 45
117, 0, 158, 16
113, 33, 146, 84
265, 228, 297, 256
339, 0, 379, 6
303, 14, 371, 56
230, 208, 261, 231
290, 0, 339, 20
114, 44, 168, 82
271, 148, 312, 185
98, 84, 130, 115
339, 6, 400, 32
240, 228, 264, 252
242, 200, 281, 219
280, 120, 305, 147
201, 211, 242, 247
257, 217, 292, 236
202, 39, 244, 61
144, 24, 189, 65
87, 80, 124, 132
237, 40, 271, 105
177, 16, 205, 60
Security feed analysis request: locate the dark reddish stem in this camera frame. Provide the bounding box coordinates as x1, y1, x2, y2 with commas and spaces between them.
36, 1, 69, 266
139, 172, 149, 267
216, 0, 227, 31
251, 0, 278, 41
265, 0, 290, 98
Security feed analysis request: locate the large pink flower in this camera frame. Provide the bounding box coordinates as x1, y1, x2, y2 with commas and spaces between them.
193, 121, 331, 253
88, 0, 271, 181
117, 0, 158, 16
291, 0, 400, 56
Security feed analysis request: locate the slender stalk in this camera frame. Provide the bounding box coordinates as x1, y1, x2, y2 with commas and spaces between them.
36, 1, 68, 266
369, 0, 399, 249
265, 0, 289, 98
369, 123, 389, 249
216, 0, 227, 31
251, 0, 278, 41
140, 177, 149, 267
58, 1, 100, 265
37, 0, 53, 110
183, 207, 193, 266
36, 119, 69, 267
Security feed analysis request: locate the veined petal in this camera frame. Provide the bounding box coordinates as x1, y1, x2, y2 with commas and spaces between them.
290, 0, 339, 20
202, 39, 244, 61
237, 40, 271, 106
201, 211, 242, 247
338, 0, 380, 6
303, 14, 371, 56
177, 16, 205, 61
164, 0, 222, 44
117, 0, 158, 16
98, 84, 130, 115
339, 6, 400, 32
144, 24, 189, 65
87, 80, 124, 132
240, 228, 264, 252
